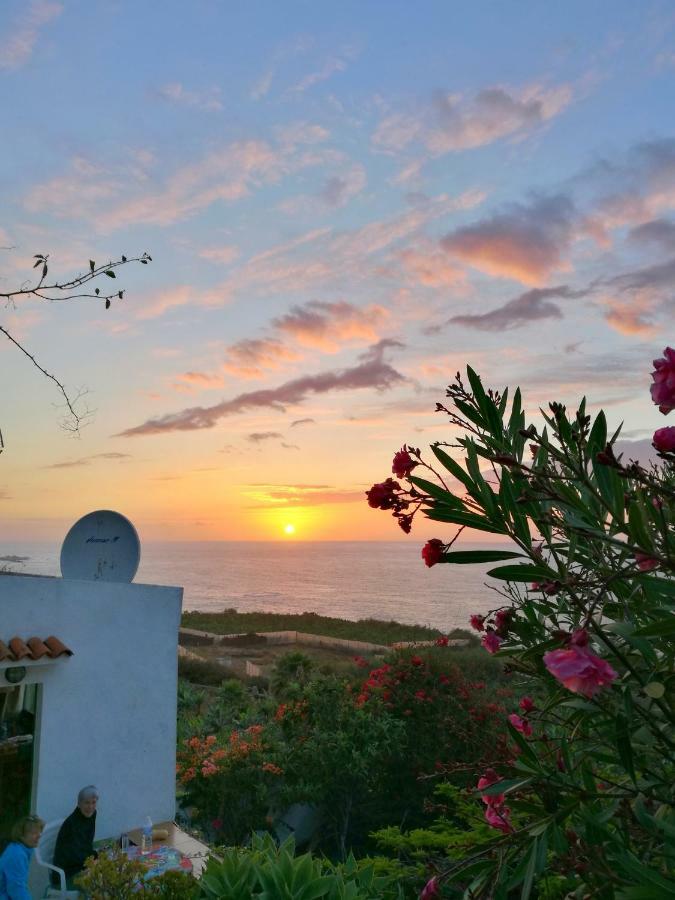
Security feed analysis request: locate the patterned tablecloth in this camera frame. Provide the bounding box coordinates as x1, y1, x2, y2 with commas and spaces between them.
125, 845, 193, 880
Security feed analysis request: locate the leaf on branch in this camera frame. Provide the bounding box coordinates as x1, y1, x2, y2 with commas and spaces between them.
33, 259, 42, 268
105, 299, 111, 309
95, 288, 100, 295
89, 260, 95, 272
121, 255, 127, 262
118, 291, 123, 299
105, 270, 116, 278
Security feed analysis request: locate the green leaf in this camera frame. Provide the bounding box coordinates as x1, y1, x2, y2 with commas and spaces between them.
521, 839, 538, 900
105, 269, 116, 278
424, 507, 507, 534
408, 474, 462, 505
487, 564, 554, 582
615, 713, 636, 783
430, 445, 476, 494
89, 259, 95, 272
634, 615, 675, 637
643, 682, 665, 699
442, 549, 524, 564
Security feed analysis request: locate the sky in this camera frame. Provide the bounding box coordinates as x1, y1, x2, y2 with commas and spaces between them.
1, 0, 674, 543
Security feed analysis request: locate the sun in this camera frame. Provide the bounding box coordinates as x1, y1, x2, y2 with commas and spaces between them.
283, 523, 296, 536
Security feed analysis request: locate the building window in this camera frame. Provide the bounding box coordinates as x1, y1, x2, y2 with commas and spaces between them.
0, 683, 39, 844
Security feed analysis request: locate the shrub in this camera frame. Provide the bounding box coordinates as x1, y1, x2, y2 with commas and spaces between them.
367, 360, 675, 897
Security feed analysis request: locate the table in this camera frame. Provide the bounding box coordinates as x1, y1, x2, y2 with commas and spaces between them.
124, 845, 193, 880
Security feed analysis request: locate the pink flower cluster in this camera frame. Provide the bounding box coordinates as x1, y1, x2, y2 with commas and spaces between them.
392, 445, 418, 478
419, 876, 440, 899
651, 347, 675, 414
477, 768, 512, 834
421, 539, 445, 567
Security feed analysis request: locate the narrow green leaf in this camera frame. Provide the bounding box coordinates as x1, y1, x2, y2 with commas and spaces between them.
634, 615, 675, 637
408, 474, 459, 503
487, 564, 555, 582
443, 549, 524, 564
423, 508, 507, 534
615, 713, 636, 783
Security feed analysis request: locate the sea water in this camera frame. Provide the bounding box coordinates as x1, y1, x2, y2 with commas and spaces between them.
0, 541, 509, 631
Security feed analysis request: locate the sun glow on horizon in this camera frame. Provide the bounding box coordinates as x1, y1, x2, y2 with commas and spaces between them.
283, 523, 296, 536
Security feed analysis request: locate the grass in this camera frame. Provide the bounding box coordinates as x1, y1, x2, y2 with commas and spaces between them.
181, 609, 463, 645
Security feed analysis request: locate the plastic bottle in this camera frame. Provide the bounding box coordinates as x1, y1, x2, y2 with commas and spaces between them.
141, 816, 153, 855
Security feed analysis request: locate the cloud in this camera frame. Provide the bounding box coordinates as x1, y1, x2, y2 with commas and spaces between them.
273, 300, 389, 351
441, 194, 576, 284
247, 432, 283, 443
275, 123, 330, 146
244, 484, 364, 508
135, 286, 195, 320
628, 218, 675, 253
446, 285, 587, 331
223, 338, 301, 379
27, 136, 337, 231
290, 418, 315, 427
157, 82, 223, 111
373, 82, 572, 156
398, 244, 465, 288
0, 0, 62, 70
600, 257, 675, 337
118, 351, 406, 436
44, 452, 131, 469
198, 245, 240, 265
319, 164, 367, 207
174, 371, 224, 390
250, 35, 314, 99
289, 50, 354, 94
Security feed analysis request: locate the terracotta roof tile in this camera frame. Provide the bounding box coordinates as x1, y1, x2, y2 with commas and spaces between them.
1, 636, 73, 662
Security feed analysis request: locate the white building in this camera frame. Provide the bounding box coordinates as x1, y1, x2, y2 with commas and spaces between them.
0, 572, 183, 846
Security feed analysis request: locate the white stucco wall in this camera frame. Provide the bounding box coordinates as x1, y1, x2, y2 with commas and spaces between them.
0, 573, 182, 840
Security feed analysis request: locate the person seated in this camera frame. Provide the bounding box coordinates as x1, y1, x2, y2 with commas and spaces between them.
52, 786, 98, 889
0, 814, 44, 900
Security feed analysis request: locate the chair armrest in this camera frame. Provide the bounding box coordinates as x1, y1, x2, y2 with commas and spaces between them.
38, 861, 66, 893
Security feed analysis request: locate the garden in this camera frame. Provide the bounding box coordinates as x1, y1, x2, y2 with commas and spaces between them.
80, 348, 675, 898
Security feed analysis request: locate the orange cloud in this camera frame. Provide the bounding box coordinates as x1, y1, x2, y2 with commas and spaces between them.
222, 338, 301, 379
441, 195, 575, 285
273, 300, 389, 352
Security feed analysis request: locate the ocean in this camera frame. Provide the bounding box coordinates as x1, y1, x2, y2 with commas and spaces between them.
0, 541, 508, 631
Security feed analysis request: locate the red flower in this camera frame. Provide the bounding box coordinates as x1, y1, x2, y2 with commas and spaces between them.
650, 347, 675, 414
518, 696, 535, 712
477, 768, 503, 806
421, 539, 445, 567
410, 655, 424, 666
435, 635, 449, 646
635, 551, 659, 572
366, 478, 401, 510
392, 445, 418, 478
508, 713, 533, 737
494, 608, 513, 635
653, 426, 675, 453
397, 513, 413, 534
543, 646, 618, 698
211, 818, 223, 831
470, 614, 485, 632
420, 876, 441, 899
485, 803, 513, 834
481, 631, 502, 654
414, 690, 426, 700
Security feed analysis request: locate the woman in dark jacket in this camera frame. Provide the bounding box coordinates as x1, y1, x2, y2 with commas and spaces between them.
53, 786, 98, 888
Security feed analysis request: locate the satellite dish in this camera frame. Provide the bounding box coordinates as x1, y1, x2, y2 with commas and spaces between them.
60, 510, 141, 583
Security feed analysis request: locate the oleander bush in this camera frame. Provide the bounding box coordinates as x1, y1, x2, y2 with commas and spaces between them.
366, 352, 675, 898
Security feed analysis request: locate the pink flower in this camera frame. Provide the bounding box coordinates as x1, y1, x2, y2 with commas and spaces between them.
477, 769, 503, 806
650, 347, 675, 414
421, 539, 445, 567
543, 646, 618, 698
366, 478, 401, 510
392, 446, 418, 478
570, 628, 589, 647
420, 876, 441, 899
635, 551, 659, 572
481, 631, 502, 654
485, 803, 513, 834
653, 426, 675, 453
508, 713, 533, 737
470, 614, 486, 632
410, 655, 424, 667
435, 635, 449, 646
494, 608, 513, 635
518, 696, 535, 712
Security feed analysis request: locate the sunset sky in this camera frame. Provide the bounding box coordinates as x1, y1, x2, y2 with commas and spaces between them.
1, 1, 674, 542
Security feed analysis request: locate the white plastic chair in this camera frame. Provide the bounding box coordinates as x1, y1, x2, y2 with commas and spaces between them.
34, 820, 80, 899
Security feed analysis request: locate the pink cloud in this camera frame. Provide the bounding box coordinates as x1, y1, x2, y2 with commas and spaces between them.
157, 82, 223, 111
273, 300, 389, 351
441, 195, 575, 284
118, 348, 405, 436
135, 286, 194, 320
398, 245, 465, 288
603, 297, 658, 337
198, 245, 240, 265
373, 83, 572, 156
222, 338, 301, 379
0, 0, 62, 70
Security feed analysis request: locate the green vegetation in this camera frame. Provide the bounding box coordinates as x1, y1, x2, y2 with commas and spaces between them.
181, 609, 463, 645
